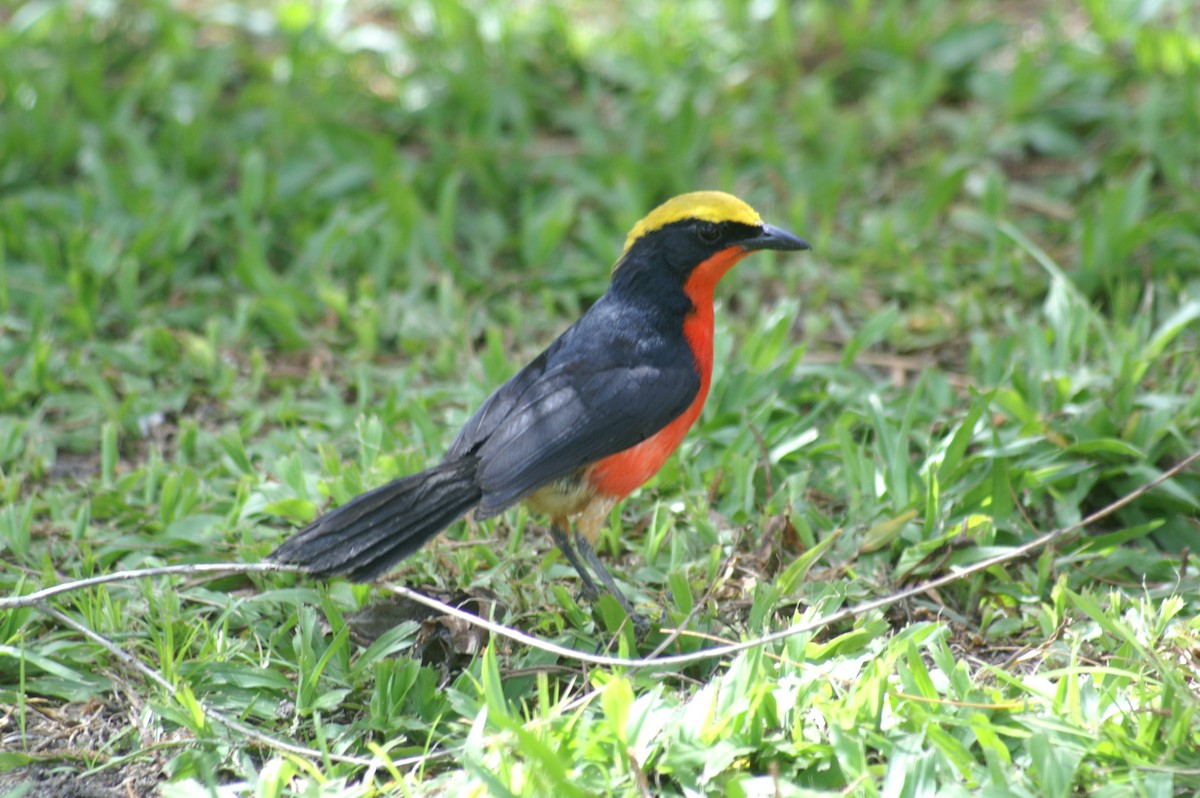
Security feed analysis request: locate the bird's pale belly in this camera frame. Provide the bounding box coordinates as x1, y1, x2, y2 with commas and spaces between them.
524, 470, 617, 544
525, 470, 596, 518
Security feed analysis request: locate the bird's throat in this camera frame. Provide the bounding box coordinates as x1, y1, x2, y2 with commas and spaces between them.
681, 245, 745, 384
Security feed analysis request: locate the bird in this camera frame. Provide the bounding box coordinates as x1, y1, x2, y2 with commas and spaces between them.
269, 191, 810, 626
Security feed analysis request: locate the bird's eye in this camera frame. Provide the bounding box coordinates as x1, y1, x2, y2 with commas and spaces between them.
697, 221, 722, 244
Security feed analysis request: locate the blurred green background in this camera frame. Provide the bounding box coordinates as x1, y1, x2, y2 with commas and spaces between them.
2, 0, 1199, 795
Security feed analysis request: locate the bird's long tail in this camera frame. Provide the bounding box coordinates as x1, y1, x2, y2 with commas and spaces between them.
268, 457, 481, 581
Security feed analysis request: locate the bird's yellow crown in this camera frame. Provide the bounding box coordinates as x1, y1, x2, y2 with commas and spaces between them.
621, 191, 763, 254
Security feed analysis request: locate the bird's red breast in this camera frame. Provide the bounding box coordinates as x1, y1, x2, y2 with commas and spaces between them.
586, 246, 748, 498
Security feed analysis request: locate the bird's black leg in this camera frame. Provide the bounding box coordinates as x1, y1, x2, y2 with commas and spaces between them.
549, 522, 601, 601
574, 531, 648, 632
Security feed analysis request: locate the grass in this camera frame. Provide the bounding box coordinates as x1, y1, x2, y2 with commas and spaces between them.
2, 0, 1200, 795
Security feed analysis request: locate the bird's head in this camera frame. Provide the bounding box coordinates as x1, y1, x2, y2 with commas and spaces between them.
612, 191, 810, 299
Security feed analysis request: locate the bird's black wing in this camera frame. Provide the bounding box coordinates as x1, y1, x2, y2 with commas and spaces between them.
470, 352, 699, 518
443, 347, 554, 463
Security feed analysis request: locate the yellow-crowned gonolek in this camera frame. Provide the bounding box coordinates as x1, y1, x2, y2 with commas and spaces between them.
270, 191, 810, 625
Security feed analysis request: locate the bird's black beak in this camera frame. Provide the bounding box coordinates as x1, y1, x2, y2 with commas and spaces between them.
744, 223, 811, 252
